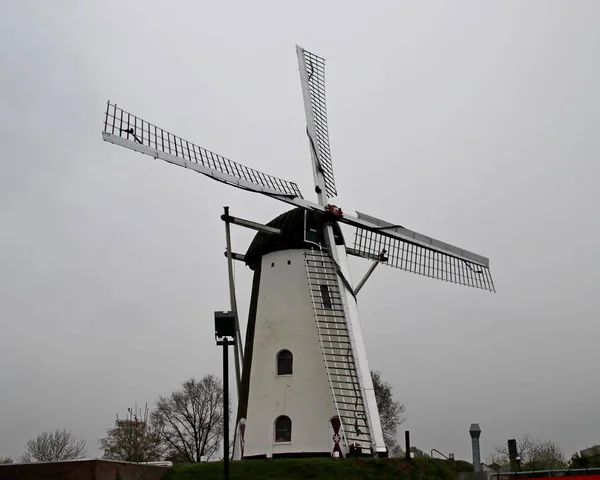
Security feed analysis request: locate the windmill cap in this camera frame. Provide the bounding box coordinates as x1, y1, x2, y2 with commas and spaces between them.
244, 207, 345, 269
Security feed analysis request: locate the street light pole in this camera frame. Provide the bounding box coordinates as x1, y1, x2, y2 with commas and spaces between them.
215, 311, 236, 480
223, 336, 229, 480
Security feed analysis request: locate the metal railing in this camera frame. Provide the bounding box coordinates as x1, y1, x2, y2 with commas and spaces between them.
492, 468, 600, 479
431, 449, 450, 460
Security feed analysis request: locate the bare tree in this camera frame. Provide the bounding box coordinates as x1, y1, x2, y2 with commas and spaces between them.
150, 375, 225, 463
487, 434, 567, 471
371, 370, 405, 451
388, 444, 404, 458
100, 404, 163, 462
410, 446, 431, 458
20, 429, 87, 462
0, 457, 12, 464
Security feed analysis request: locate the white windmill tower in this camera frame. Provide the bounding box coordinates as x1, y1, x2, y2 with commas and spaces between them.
101, 45, 495, 460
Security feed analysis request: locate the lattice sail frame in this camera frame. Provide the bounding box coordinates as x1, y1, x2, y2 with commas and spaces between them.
103, 102, 303, 198
101, 101, 494, 293
353, 226, 495, 292
297, 46, 337, 198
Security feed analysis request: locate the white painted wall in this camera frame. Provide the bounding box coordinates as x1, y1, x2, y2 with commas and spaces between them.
242, 249, 339, 458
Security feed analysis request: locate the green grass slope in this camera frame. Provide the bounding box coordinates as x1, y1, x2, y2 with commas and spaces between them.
163, 457, 473, 480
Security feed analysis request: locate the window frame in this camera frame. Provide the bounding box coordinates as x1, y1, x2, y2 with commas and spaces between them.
276, 349, 293, 376
274, 415, 292, 443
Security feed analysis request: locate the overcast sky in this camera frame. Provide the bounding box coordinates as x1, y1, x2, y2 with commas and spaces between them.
2, 0, 599, 462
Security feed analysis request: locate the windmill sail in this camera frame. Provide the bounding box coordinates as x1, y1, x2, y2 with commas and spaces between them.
296, 46, 337, 199
101, 101, 494, 292
351, 212, 495, 292
102, 102, 303, 198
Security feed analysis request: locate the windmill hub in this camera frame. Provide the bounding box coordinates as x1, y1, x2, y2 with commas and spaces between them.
326, 204, 343, 217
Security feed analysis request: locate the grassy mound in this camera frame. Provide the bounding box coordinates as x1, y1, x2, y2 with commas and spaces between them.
163, 457, 473, 480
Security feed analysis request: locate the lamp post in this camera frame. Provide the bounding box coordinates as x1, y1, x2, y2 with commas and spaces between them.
215, 311, 236, 480
508, 439, 520, 472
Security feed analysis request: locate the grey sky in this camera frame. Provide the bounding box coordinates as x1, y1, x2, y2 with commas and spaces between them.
1, 0, 599, 462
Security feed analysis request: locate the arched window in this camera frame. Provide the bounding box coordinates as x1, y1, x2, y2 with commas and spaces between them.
275, 415, 292, 443
277, 350, 293, 375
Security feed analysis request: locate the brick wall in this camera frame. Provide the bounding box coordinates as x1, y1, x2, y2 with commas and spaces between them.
0, 459, 168, 480
95, 460, 167, 480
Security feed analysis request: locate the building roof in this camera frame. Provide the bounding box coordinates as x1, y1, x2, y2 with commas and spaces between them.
581, 445, 600, 458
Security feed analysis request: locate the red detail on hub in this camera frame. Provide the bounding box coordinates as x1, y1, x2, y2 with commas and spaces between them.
326, 204, 343, 217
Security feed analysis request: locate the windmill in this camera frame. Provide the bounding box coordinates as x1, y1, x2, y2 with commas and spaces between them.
101, 45, 494, 460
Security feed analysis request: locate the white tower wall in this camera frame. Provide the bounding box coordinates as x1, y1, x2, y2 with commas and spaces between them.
242, 249, 338, 458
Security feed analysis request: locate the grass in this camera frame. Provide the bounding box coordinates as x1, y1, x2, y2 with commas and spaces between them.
162, 457, 473, 480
